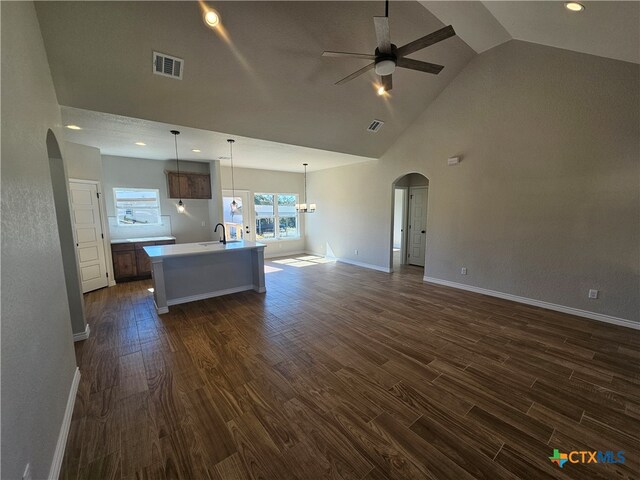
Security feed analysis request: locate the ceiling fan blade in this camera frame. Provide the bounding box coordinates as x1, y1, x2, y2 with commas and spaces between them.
322, 51, 376, 60
381, 74, 393, 92
396, 58, 444, 75
396, 25, 456, 57
335, 63, 375, 85
373, 16, 391, 54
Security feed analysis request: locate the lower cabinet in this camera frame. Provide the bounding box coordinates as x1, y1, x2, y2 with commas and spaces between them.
111, 239, 175, 282
112, 250, 137, 279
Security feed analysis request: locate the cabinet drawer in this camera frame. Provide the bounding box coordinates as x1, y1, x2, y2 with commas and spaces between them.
111, 242, 134, 252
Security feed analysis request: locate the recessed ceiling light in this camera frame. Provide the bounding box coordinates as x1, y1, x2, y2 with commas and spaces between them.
204, 10, 220, 28
135, 142, 146, 146
377, 86, 386, 96
565, 2, 585, 12
192, 149, 201, 153
66, 124, 82, 130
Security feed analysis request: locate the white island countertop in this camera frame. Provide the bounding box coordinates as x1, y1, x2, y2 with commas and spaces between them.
144, 239, 265, 260
111, 236, 176, 244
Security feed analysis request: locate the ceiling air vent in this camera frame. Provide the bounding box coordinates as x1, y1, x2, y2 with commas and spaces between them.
367, 119, 385, 133
152, 51, 183, 80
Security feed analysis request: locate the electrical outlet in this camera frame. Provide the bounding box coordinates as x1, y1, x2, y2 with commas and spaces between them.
354, 249, 358, 255
588, 289, 599, 299
461, 267, 467, 275
22, 463, 31, 480
201, 221, 206, 227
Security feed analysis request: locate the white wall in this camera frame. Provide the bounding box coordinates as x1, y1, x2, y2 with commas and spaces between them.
393, 189, 404, 249
102, 155, 214, 244
220, 166, 306, 258
49, 137, 87, 335
1, 2, 78, 478
307, 40, 639, 324
65, 141, 103, 181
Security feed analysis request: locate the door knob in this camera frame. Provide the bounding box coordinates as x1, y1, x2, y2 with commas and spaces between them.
421, 230, 426, 234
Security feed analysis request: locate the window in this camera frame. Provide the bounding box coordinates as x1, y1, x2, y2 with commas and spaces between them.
113, 188, 161, 225
254, 193, 299, 240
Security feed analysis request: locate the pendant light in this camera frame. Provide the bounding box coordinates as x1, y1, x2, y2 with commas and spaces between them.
296, 163, 316, 213
170, 130, 185, 213
227, 139, 238, 215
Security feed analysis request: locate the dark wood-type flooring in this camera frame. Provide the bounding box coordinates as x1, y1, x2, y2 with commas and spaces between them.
61, 255, 639, 479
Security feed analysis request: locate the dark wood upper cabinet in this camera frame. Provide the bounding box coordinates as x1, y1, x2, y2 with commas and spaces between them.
166, 171, 211, 199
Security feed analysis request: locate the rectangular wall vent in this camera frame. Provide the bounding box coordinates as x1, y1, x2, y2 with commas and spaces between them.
152, 51, 183, 79
367, 119, 385, 133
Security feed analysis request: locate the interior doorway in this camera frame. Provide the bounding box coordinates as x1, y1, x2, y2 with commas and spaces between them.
390, 173, 429, 272
69, 180, 109, 293
222, 189, 253, 241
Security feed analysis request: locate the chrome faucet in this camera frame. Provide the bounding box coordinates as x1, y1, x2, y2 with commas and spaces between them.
214, 223, 226, 245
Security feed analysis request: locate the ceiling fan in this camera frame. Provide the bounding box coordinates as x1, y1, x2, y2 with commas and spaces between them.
322, 0, 456, 94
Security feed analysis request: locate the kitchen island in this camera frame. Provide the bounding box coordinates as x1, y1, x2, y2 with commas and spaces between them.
144, 240, 266, 314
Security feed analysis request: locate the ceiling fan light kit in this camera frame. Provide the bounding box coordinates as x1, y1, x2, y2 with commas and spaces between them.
374, 56, 396, 76
322, 0, 456, 94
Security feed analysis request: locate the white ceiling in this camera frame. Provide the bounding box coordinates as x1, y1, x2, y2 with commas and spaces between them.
426, 1, 639, 64
38, 1, 638, 171
61, 107, 374, 172
36, 1, 475, 159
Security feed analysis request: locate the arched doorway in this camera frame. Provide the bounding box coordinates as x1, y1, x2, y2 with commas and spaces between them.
47, 130, 88, 339
390, 173, 429, 273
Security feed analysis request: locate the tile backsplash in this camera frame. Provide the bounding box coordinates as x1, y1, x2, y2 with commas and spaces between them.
108, 215, 173, 239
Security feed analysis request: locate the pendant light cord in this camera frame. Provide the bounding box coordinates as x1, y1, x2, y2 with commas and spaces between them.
229, 139, 236, 200
173, 132, 182, 201
304, 163, 308, 205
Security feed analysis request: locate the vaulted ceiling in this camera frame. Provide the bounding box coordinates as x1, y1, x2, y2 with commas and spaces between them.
35, 1, 638, 163
36, 1, 475, 159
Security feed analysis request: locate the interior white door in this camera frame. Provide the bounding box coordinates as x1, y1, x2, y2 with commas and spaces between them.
69, 182, 109, 292
222, 190, 253, 241
408, 186, 428, 267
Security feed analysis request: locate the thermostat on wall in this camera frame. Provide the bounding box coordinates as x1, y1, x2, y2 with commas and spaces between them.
447, 156, 460, 166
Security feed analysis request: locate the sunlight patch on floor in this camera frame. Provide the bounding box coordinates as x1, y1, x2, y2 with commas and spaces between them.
272, 258, 299, 265
271, 255, 335, 268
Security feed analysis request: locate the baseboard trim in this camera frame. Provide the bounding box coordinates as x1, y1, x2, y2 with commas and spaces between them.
49, 367, 80, 480
337, 257, 392, 273
423, 276, 638, 330
155, 300, 169, 314
72, 323, 90, 342
166, 284, 256, 307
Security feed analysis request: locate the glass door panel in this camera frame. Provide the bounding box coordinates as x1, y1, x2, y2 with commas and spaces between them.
222, 190, 252, 241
